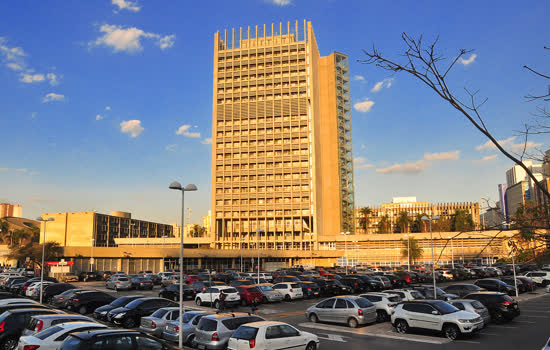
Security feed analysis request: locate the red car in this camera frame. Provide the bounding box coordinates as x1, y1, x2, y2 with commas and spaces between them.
235, 285, 263, 306
183, 275, 202, 284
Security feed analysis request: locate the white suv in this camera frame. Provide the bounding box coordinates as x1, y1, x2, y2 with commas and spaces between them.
195, 286, 241, 309
272, 283, 303, 301
360, 292, 401, 322
391, 300, 483, 340
524, 271, 550, 287
385, 289, 425, 301
228, 321, 318, 350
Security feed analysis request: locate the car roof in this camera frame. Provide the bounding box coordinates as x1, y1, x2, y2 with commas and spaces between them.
32, 314, 90, 319
467, 291, 506, 295
54, 321, 108, 330
204, 312, 251, 320
70, 328, 142, 340
7, 308, 63, 314
450, 299, 479, 304
242, 321, 286, 328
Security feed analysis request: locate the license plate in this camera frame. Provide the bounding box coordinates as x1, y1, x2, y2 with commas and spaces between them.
198, 345, 205, 349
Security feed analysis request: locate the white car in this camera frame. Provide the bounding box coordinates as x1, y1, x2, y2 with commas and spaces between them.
391, 300, 483, 340
0, 298, 39, 306
360, 292, 401, 322
228, 321, 319, 350
246, 273, 272, 282
385, 289, 425, 301
195, 286, 241, 309
272, 283, 304, 301
23, 314, 95, 336
26, 282, 53, 298
18, 322, 107, 350
524, 271, 550, 286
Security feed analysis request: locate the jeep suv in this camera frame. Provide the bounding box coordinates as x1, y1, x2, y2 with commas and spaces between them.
391, 300, 483, 340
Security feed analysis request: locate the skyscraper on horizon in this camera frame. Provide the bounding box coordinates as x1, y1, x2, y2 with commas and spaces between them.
211, 21, 355, 252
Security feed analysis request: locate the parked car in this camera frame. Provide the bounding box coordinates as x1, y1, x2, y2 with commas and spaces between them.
92, 295, 143, 321
370, 275, 392, 289
272, 283, 304, 301
78, 272, 96, 282
0, 308, 63, 350
516, 276, 537, 292
235, 286, 263, 306
24, 314, 95, 336
19, 321, 107, 350
474, 279, 516, 295
145, 274, 162, 285
184, 275, 202, 284
42, 283, 76, 304
230, 279, 256, 287
139, 307, 181, 336
359, 292, 401, 322
138, 270, 154, 276
523, 271, 550, 287
58, 329, 178, 350
191, 280, 226, 294
162, 310, 215, 344
107, 297, 177, 328
413, 285, 458, 301
0, 298, 39, 306
105, 275, 132, 291
500, 276, 526, 293
26, 281, 54, 298
159, 283, 196, 301
130, 276, 154, 290
464, 292, 520, 323
339, 277, 368, 293
448, 299, 491, 326
193, 313, 265, 350
273, 276, 301, 284
196, 286, 241, 309
228, 321, 319, 350
385, 289, 425, 301
322, 279, 352, 295
256, 284, 283, 303
3, 276, 27, 291
296, 281, 321, 299
0, 303, 50, 316
162, 275, 181, 287
50, 288, 86, 309
443, 284, 486, 298
61, 274, 79, 283
65, 291, 116, 314
306, 296, 377, 328
95, 271, 112, 281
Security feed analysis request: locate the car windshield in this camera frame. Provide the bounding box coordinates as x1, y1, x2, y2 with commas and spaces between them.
259, 286, 273, 291
179, 312, 197, 323
411, 291, 425, 299
471, 301, 485, 309
432, 301, 459, 314
198, 318, 218, 331
232, 326, 258, 340
151, 309, 169, 318
223, 288, 238, 294
35, 325, 63, 340
111, 297, 133, 307
125, 299, 145, 309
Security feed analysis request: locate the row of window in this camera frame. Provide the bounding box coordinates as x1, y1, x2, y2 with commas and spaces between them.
216, 184, 310, 194
218, 82, 306, 93
216, 210, 311, 218
216, 138, 309, 150
218, 69, 307, 80
218, 126, 308, 138
218, 59, 306, 71
218, 47, 306, 61
218, 92, 307, 104
216, 150, 309, 160
217, 115, 308, 126
216, 173, 310, 182
216, 161, 309, 170
216, 197, 310, 206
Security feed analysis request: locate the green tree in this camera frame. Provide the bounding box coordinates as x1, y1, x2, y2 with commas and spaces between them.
0, 219, 9, 236
378, 215, 391, 234
396, 211, 412, 233
433, 217, 452, 232
10, 229, 30, 248
9, 241, 63, 268
358, 207, 372, 233
191, 225, 207, 237
452, 210, 475, 232
411, 213, 429, 233
401, 237, 423, 266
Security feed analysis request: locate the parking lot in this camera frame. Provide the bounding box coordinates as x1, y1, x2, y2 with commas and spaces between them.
75, 280, 550, 349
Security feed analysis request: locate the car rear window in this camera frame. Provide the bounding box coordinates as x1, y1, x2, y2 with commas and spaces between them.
35, 325, 63, 340
501, 295, 514, 303
223, 288, 238, 294
151, 309, 169, 318
118, 278, 129, 281
387, 296, 400, 302
232, 326, 258, 340
198, 318, 218, 331
411, 291, 424, 299
355, 298, 373, 308
471, 301, 485, 309
59, 335, 84, 350
290, 284, 300, 288
26, 317, 38, 330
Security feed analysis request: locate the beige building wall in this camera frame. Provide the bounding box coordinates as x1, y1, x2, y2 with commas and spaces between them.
0, 203, 22, 218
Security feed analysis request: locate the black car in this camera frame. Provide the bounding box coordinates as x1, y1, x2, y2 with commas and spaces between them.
51, 288, 87, 308
65, 290, 116, 314
273, 276, 300, 283
159, 283, 196, 301
474, 279, 516, 296
383, 274, 404, 288
354, 275, 384, 291
106, 297, 177, 328
9, 282, 26, 295
464, 292, 520, 323
324, 279, 352, 295
78, 271, 97, 282
500, 277, 526, 293
3, 276, 28, 291
130, 277, 154, 290
95, 271, 112, 281
146, 274, 162, 285
229, 279, 256, 287
213, 272, 231, 283
18, 277, 59, 296
93, 295, 144, 321
59, 329, 178, 350
0, 308, 62, 350
339, 277, 368, 293
0, 303, 51, 315
190, 280, 225, 293
413, 285, 458, 301
298, 281, 321, 298
443, 284, 486, 298
42, 283, 76, 304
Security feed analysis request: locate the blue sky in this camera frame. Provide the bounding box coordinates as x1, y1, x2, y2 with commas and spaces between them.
0, 0, 548, 224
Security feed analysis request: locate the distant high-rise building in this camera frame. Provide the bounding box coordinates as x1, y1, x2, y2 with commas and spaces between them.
0, 203, 22, 218
498, 184, 508, 223
211, 21, 355, 251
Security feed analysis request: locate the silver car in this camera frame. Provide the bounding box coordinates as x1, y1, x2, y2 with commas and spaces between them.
162, 310, 214, 344
448, 299, 491, 326
105, 275, 132, 291
193, 313, 264, 350
139, 307, 181, 336
305, 296, 377, 328
256, 283, 283, 303
23, 314, 95, 336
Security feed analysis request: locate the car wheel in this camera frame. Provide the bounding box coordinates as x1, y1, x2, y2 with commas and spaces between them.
47, 296, 53, 304
395, 320, 409, 334
174, 295, 179, 302
262, 296, 268, 303
305, 341, 316, 350
376, 310, 387, 323
284, 294, 291, 301
309, 313, 319, 323
3, 337, 18, 350
214, 300, 221, 309
186, 334, 195, 345
493, 311, 505, 324
123, 318, 136, 328
347, 317, 358, 328
443, 324, 460, 340
241, 299, 247, 306
79, 306, 87, 315
196, 298, 202, 306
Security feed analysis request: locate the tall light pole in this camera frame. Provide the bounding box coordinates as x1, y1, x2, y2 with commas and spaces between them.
90, 238, 95, 271
305, 232, 314, 267
36, 217, 54, 304
404, 234, 412, 271
509, 238, 519, 297
169, 181, 197, 349
422, 215, 439, 299
340, 232, 350, 274
240, 237, 245, 273
447, 236, 454, 268
162, 235, 168, 272
255, 229, 264, 283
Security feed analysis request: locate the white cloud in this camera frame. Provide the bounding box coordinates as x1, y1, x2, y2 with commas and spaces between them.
476, 136, 542, 153
15, 168, 27, 172
165, 144, 177, 151
360, 144, 367, 150
376, 160, 428, 174
423, 150, 460, 161
354, 156, 374, 169
353, 75, 365, 81
31, 112, 37, 119
46, 72, 60, 86
29, 171, 40, 176
0, 37, 26, 63
353, 98, 375, 113
481, 155, 497, 161
176, 125, 201, 138
6, 62, 22, 71
95, 114, 103, 120
105, 106, 111, 110
112, 0, 141, 12
459, 53, 477, 66
91, 24, 176, 53
201, 137, 212, 145
371, 78, 394, 92
42, 92, 65, 103
20, 73, 45, 83
270, 0, 291, 5
120, 120, 144, 137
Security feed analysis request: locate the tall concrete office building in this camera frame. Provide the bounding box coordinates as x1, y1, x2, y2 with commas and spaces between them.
211, 21, 355, 251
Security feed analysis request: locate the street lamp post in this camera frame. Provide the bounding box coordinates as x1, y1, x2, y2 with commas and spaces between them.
36, 217, 54, 304
509, 239, 519, 297
422, 215, 440, 299
447, 236, 454, 268
169, 181, 197, 349
255, 229, 264, 283
162, 235, 168, 272
404, 234, 412, 272
340, 232, 350, 274
240, 237, 245, 273
90, 238, 95, 271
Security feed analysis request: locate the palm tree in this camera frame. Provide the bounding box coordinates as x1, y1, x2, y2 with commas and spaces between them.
11, 229, 30, 247
359, 207, 372, 233
396, 211, 411, 233
378, 215, 391, 234
401, 237, 423, 266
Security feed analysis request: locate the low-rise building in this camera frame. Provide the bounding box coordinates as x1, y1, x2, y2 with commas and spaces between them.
0, 203, 22, 218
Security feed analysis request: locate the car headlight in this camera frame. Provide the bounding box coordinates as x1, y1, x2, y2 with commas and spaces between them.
114, 312, 126, 318
100, 311, 108, 315
458, 319, 474, 323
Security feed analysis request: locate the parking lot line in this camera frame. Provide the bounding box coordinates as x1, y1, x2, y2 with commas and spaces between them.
513, 321, 537, 324
489, 325, 519, 329
521, 315, 549, 318
478, 332, 498, 336
456, 340, 481, 344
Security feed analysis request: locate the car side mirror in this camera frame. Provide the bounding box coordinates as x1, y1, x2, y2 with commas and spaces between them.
431, 311, 439, 315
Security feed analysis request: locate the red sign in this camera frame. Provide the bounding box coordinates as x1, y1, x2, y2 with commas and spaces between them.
45, 261, 74, 266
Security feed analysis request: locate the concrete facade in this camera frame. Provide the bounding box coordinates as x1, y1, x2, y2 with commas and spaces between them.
0, 203, 22, 218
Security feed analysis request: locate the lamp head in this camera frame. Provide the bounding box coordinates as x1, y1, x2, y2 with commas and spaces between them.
421, 216, 429, 221
184, 184, 198, 191
36, 217, 54, 222
169, 181, 182, 190
433, 215, 440, 220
